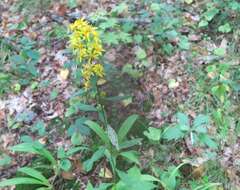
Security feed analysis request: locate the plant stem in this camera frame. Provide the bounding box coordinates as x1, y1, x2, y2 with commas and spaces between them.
96, 86, 108, 128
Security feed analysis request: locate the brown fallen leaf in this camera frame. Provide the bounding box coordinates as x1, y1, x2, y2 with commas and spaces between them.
1, 133, 16, 149
61, 171, 75, 180
192, 164, 205, 179
72, 158, 84, 174
54, 4, 67, 16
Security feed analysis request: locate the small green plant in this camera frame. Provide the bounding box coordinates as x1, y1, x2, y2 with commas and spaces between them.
163, 113, 217, 149
114, 166, 158, 190
206, 63, 231, 103
0, 141, 55, 189
0, 167, 52, 189
153, 163, 187, 190
0, 141, 86, 189
86, 166, 158, 190
0, 36, 40, 94
83, 114, 141, 173
198, 1, 240, 32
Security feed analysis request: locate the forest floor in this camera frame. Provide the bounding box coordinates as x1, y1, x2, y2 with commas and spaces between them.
0, 0, 240, 190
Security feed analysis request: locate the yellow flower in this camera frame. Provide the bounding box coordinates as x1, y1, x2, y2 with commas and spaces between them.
69, 18, 105, 89
69, 19, 103, 61
81, 63, 105, 89
69, 19, 89, 32
93, 64, 104, 78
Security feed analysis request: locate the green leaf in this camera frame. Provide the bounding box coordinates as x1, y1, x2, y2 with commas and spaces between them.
141, 174, 160, 182
0, 73, 10, 80
102, 32, 119, 45
204, 8, 219, 21
218, 23, 232, 33
193, 115, 209, 129
77, 103, 97, 112
10, 142, 56, 166
119, 138, 142, 150
104, 95, 132, 102
25, 50, 40, 60
199, 134, 218, 149
67, 0, 77, 9
116, 167, 156, 190
198, 20, 208, 27
143, 127, 161, 141
176, 112, 189, 127
71, 131, 83, 145
18, 167, 49, 184
86, 182, 112, 190
133, 34, 143, 44
178, 36, 190, 50
104, 149, 116, 173
164, 163, 186, 190
85, 120, 110, 146
0, 177, 45, 187
118, 32, 132, 43
163, 126, 184, 140
87, 182, 94, 190
57, 147, 66, 159
120, 151, 140, 165
83, 147, 105, 172
150, 3, 161, 12
118, 114, 139, 142
214, 48, 225, 56
211, 84, 228, 102
193, 183, 221, 190
33, 144, 56, 165
67, 117, 90, 136
66, 146, 89, 156
99, 19, 118, 30
136, 47, 147, 60
32, 120, 46, 136
60, 159, 72, 171
10, 143, 39, 154
194, 125, 207, 133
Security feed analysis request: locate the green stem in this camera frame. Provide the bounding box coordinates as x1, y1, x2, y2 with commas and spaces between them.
96, 86, 108, 128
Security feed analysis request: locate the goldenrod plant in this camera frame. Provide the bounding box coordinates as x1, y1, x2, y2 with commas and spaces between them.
69, 19, 142, 177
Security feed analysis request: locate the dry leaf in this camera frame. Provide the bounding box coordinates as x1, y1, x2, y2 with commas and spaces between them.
99, 167, 113, 179
38, 137, 48, 145
54, 4, 67, 16
61, 171, 75, 180
192, 165, 205, 179
59, 69, 69, 81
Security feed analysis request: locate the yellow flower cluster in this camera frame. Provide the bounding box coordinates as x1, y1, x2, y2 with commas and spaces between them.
82, 63, 104, 88
69, 19, 103, 61
69, 19, 105, 89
